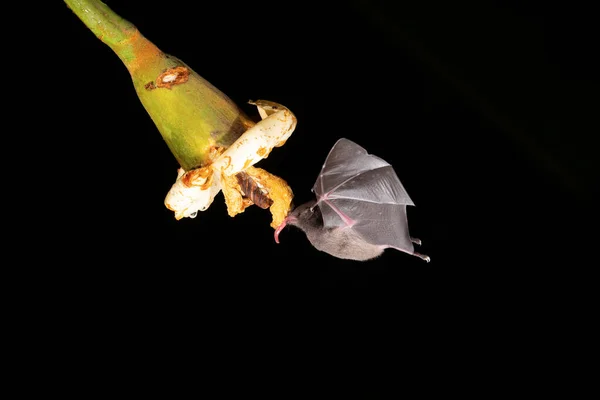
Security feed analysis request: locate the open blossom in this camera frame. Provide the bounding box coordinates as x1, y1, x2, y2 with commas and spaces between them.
165, 101, 297, 227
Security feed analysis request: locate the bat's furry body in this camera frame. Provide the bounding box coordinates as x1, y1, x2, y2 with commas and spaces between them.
288, 201, 384, 261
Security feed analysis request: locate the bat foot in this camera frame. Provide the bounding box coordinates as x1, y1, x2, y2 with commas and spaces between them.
413, 252, 430, 263
411, 237, 422, 246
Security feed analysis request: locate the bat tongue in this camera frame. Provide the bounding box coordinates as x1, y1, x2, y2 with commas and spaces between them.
274, 220, 287, 244
274, 215, 298, 243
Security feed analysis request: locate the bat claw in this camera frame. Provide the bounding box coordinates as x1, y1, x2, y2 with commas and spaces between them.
411, 237, 422, 246
413, 252, 430, 263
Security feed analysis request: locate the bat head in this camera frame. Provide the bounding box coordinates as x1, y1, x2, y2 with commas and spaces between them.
274, 200, 322, 243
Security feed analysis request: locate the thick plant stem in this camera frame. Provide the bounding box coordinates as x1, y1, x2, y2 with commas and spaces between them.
63, 0, 147, 70
64, 0, 252, 170
64, 1, 135, 49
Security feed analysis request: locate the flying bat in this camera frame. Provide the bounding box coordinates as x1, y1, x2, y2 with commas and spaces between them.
274, 138, 430, 262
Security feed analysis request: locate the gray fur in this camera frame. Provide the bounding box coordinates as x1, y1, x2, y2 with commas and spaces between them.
287, 201, 384, 261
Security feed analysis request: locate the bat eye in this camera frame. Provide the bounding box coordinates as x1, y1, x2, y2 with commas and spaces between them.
189, 211, 198, 218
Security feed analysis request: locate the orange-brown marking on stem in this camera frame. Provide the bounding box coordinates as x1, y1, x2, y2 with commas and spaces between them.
114, 29, 164, 73
156, 67, 190, 89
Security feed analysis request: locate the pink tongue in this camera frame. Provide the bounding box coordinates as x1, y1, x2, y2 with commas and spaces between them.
274, 220, 288, 244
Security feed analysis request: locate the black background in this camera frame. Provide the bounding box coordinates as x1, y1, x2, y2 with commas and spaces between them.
14, 1, 597, 359
0, 1, 595, 393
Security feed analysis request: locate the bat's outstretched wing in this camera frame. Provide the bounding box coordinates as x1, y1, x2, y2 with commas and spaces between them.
313, 138, 416, 253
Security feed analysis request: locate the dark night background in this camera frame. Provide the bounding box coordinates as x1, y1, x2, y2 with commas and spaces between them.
11, 1, 596, 372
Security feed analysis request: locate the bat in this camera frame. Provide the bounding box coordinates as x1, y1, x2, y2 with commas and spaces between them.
274, 138, 430, 262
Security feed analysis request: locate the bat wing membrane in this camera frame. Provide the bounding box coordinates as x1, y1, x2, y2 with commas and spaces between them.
313, 138, 416, 253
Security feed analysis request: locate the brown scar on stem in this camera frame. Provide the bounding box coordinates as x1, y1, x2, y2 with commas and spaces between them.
156, 66, 189, 89
145, 81, 156, 90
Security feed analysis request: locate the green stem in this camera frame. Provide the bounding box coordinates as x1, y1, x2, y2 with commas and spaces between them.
64, 0, 135, 46
64, 0, 252, 170
64, 0, 158, 70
